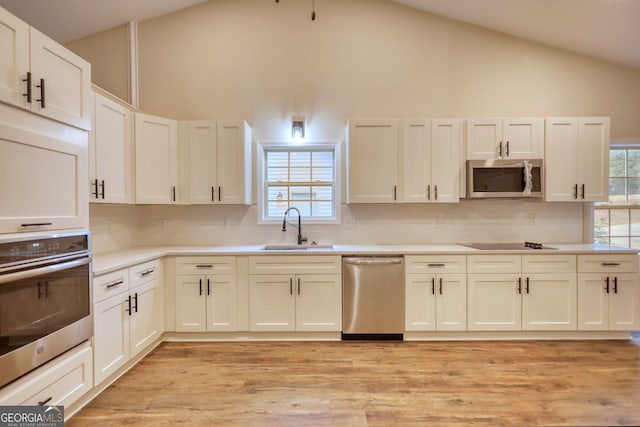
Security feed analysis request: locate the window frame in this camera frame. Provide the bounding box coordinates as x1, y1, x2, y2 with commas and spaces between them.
593, 139, 640, 248
256, 141, 341, 225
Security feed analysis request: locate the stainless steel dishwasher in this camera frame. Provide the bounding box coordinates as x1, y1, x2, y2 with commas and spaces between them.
342, 256, 404, 339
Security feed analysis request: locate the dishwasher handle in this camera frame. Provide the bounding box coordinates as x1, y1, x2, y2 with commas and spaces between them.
343, 257, 403, 266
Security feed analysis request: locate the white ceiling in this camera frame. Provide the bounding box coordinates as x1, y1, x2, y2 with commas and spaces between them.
393, 0, 640, 69
0, 0, 207, 43
0, 0, 638, 69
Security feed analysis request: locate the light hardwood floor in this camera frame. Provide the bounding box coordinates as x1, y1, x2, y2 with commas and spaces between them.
68, 339, 640, 426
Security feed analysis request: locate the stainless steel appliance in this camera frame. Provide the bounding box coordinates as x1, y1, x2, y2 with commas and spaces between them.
342, 256, 404, 339
467, 159, 543, 198
0, 232, 92, 387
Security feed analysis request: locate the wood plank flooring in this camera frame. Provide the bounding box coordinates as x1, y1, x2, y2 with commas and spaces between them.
68, 339, 640, 426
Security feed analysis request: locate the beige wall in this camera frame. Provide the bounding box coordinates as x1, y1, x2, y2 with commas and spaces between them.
66, 24, 130, 102
136, 0, 640, 139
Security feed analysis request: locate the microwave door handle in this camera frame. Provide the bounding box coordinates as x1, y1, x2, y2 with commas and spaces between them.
0, 257, 90, 285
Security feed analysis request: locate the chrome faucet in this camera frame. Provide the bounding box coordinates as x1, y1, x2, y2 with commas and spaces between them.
282, 207, 307, 245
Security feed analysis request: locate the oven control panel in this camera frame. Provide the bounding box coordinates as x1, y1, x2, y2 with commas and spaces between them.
0, 234, 89, 265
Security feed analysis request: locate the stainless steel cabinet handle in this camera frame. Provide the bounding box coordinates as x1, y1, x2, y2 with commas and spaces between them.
172, 186, 176, 202
20, 222, 53, 228
439, 277, 443, 294
517, 277, 522, 294
602, 262, 620, 266
434, 185, 438, 201
581, 184, 585, 199
196, 264, 213, 269
36, 78, 45, 108
525, 277, 530, 294
211, 186, 215, 202
605, 277, 610, 293
427, 263, 445, 267
199, 278, 203, 296
140, 268, 155, 276
125, 295, 132, 315
100, 180, 105, 199
431, 277, 435, 295
499, 141, 503, 157
218, 186, 222, 202
22, 71, 32, 103
613, 277, 618, 294
393, 185, 397, 201
37, 397, 52, 406
289, 278, 293, 295
133, 293, 138, 313
574, 184, 578, 199
506, 141, 509, 157
106, 279, 124, 289
93, 178, 99, 198
207, 278, 211, 296
297, 278, 301, 295
427, 185, 431, 200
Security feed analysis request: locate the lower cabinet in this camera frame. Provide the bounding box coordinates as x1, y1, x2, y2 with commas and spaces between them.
93, 259, 163, 385
0, 342, 92, 407
577, 254, 640, 331
467, 255, 577, 331
248, 256, 342, 332
174, 256, 237, 332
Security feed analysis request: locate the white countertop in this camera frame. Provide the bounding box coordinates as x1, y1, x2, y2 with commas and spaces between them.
92, 243, 639, 276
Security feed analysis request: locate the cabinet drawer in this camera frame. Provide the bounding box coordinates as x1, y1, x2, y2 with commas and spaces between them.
405, 255, 466, 274
249, 256, 341, 275
0, 342, 93, 407
130, 259, 160, 288
467, 255, 521, 274
522, 255, 576, 273
94, 268, 129, 303
176, 256, 236, 275
578, 255, 639, 273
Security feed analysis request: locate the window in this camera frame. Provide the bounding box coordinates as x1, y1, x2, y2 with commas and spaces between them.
258, 143, 339, 223
594, 144, 640, 248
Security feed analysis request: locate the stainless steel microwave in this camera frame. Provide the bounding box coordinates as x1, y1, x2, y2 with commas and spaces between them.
466, 159, 543, 198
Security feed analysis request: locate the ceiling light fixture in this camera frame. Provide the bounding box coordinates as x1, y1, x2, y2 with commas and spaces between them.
274, 0, 317, 21
291, 116, 305, 139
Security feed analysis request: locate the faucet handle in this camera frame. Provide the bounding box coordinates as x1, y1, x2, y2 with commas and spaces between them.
300, 236, 308, 244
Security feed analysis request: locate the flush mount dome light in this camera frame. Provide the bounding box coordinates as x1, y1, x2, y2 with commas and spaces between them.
292, 116, 305, 139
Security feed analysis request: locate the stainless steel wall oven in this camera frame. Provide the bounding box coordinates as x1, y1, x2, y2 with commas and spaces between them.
0, 232, 92, 387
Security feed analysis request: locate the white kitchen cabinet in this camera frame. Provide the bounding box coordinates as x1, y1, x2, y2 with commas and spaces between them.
346, 120, 399, 203
468, 255, 577, 331
402, 119, 462, 203
89, 91, 133, 203
545, 117, 609, 202
0, 342, 93, 409
0, 120, 88, 233
248, 256, 342, 332
466, 118, 543, 160
184, 120, 252, 205
175, 257, 237, 332
405, 255, 467, 331
135, 113, 178, 204
0, 8, 91, 130
93, 259, 163, 385
577, 254, 640, 331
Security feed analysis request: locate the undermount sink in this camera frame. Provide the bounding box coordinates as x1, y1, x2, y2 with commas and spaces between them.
261, 244, 334, 251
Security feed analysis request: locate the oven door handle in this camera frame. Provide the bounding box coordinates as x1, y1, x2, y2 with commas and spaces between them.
0, 256, 90, 285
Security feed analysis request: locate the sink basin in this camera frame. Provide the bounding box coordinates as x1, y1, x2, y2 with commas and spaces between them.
261, 244, 334, 251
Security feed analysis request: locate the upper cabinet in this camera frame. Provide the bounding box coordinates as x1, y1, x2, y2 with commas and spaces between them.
89, 91, 133, 204
182, 120, 252, 205
0, 7, 91, 130
545, 117, 609, 202
346, 120, 399, 203
134, 113, 178, 204
466, 118, 543, 160
402, 119, 463, 203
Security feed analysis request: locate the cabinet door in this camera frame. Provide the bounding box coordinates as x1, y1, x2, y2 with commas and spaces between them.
130, 279, 162, 358
135, 113, 178, 204
466, 118, 501, 160
249, 275, 295, 332
609, 273, 640, 331
93, 293, 130, 385
206, 274, 237, 331
577, 273, 608, 330
545, 117, 578, 202
92, 92, 133, 203
401, 120, 430, 203
0, 7, 29, 109
467, 274, 521, 331
29, 28, 91, 130
347, 120, 399, 203
295, 274, 342, 332
216, 121, 251, 205
431, 119, 461, 203
175, 275, 207, 332
188, 121, 217, 204
436, 274, 467, 331
501, 118, 543, 159
0, 123, 89, 233
405, 275, 436, 331
578, 117, 609, 202
522, 274, 577, 331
